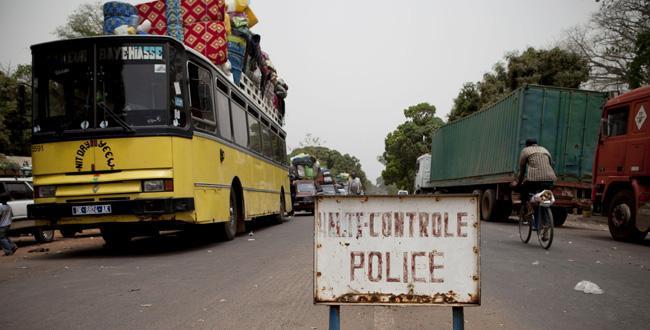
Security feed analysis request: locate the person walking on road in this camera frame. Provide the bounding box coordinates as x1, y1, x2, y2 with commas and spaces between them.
0, 193, 17, 256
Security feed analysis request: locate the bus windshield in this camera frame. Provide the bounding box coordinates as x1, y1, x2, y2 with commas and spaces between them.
33, 42, 178, 135
97, 61, 168, 127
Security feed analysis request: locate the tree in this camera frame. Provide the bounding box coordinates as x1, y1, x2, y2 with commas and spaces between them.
506, 47, 589, 89
565, 0, 650, 90
448, 47, 589, 121
381, 103, 444, 190
298, 133, 326, 148
0, 65, 32, 156
448, 83, 480, 122
627, 29, 650, 88
54, 1, 104, 39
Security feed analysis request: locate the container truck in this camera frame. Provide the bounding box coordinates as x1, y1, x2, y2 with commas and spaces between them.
417, 85, 608, 226
592, 85, 650, 242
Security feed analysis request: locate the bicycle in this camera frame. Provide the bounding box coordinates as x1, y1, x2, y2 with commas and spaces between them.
518, 190, 555, 249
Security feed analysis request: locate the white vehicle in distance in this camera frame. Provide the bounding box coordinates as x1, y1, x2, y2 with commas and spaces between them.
2, 177, 55, 243
397, 190, 409, 196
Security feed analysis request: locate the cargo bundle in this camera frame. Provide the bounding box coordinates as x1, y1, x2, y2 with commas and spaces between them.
290, 154, 321, 180
102, 0, 288, 124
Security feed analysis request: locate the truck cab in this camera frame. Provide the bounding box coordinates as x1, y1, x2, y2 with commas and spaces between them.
414, 154, 432, 194
593, 85, 650, 241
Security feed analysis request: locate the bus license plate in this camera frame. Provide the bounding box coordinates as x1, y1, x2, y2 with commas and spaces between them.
72, 205, 112, 215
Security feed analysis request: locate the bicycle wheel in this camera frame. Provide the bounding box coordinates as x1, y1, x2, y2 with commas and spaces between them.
537, 207, 554, 249
518, 206, 532, 243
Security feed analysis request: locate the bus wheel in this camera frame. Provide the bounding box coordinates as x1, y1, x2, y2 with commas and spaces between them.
33, 229, 55, 243
101, 226, 131, 248
608, 190, 647, 242
221, 190, 238, 240
275, 192, 287, 224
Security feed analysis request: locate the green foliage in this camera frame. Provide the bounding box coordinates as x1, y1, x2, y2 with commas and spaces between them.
0, 65, 32, 156
627, 29, 650, 88
507, 47, 589, 89
289, 143, 369, 189
448, 47, 589, 121
54, 1, 104, 39
381, 103, 444, 190
448, 83, 480, 122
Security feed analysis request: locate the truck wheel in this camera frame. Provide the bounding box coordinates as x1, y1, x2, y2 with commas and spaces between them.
481, 189, 497, 221
33, 229, 54, 243
608, 190, 648, 242
551, 207, 568, 227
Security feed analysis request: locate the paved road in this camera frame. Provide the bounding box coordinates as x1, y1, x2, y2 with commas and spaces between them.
1, 214, 648, 329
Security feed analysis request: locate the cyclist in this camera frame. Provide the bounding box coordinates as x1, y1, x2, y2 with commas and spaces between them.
513, 138, 557, 241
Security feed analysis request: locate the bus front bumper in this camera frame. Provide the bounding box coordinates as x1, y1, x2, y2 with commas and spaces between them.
28, 198, 195, 219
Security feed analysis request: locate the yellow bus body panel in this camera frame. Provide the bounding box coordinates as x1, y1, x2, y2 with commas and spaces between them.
32, 134, 291, 227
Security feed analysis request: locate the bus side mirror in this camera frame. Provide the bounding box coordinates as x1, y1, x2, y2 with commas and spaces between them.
17, 84, 26, 115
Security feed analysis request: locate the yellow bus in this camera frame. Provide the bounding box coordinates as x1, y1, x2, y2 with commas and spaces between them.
27, 36, 291, 245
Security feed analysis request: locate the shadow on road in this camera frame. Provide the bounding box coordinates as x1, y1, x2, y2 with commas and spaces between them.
25, 217, 289, 260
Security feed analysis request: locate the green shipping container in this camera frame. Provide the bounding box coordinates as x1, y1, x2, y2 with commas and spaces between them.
429, 85, 608, 188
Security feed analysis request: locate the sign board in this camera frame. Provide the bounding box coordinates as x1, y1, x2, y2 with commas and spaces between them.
314, 195, 480, 306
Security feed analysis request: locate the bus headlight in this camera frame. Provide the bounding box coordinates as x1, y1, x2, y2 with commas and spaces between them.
37, 185, 56, 198
142, 179, 173, 192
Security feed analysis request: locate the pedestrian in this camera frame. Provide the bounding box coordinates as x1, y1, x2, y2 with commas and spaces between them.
0, 193, 17, 256
348, 172, 363, 195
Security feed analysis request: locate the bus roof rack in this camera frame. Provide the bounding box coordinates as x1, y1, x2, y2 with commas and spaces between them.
238, 74, 284, 126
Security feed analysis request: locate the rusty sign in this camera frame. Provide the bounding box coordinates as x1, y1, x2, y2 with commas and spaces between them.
314, 195, 480, 306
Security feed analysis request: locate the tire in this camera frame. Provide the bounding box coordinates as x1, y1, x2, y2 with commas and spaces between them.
551, 207, 568, 227
221, 189, 238, 240
60, 228, 78, 238
274, 192, 287, 224
481, 189, 497, 221
537, 207, 554, 249
101, 226, 131, 247
608, 190, 648, 242
518, 206, 532, 244
33, 229, 55, 243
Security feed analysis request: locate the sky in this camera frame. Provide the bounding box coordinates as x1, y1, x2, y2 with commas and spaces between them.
0, 0, 600, 183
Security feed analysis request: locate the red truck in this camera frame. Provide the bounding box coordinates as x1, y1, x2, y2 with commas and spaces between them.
592, 85, 650, 242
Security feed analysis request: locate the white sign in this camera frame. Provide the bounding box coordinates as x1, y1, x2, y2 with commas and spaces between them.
636, 105, 646, 130
314, 195, 480, 306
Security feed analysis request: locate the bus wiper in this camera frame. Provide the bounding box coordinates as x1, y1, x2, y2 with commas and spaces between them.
97, 101, 135, 133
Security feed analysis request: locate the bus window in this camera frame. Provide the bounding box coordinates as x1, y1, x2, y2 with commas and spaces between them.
231, 101, 248, 147
272, 132, 282, 162
247, 113, 262, 153
279, 134, 288, 165
216, 89, 232, 140
188, 62, 216, 132
261, 120, 273, 158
